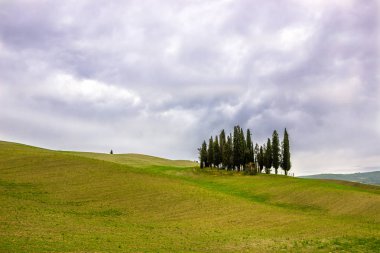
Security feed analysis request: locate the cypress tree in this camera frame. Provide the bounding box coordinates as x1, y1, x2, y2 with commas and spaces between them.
240, 127, 246, 169
223, 134, 233, 170
208, 136, 214, 167
245, 129, 254, 164
258, 145, 264, 173
213, 136, 221, 168
219, 130, 226, 167
198, 145, 202, 168
233, 126, 240, 170
265, 138, 272, 174
199, 140, 208, 168
239, 126, 246, 170
254, 143, 260, 170
281, 128, 291, 175
272, 130, 280, 174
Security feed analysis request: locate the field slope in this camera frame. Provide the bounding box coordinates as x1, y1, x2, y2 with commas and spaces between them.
1, 141, 379, 252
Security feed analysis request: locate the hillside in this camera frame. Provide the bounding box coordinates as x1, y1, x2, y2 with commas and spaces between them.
0, 141, 379, 252
300, 171, 380, 185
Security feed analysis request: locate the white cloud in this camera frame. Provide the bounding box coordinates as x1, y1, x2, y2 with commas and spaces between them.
279, 25, 313, 51
159, 108, 198, 127
308, 76, 362, 106
296, 0, 355, 9
44, 73, 141, 108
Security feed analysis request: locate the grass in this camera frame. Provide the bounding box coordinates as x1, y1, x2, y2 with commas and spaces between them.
0, 140, 379, 252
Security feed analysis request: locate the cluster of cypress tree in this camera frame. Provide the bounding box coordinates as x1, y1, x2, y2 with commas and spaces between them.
198, 126, 291, 175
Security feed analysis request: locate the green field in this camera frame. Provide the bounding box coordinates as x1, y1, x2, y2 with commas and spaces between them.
0, 141, 379, 252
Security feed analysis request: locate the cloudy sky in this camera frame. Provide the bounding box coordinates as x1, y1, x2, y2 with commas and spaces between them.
0, 0, 379, 175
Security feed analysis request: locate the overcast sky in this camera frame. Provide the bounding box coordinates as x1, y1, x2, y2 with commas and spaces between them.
0, 0, 379, 175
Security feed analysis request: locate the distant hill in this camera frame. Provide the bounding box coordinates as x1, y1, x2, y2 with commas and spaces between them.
300, 171, 380, 185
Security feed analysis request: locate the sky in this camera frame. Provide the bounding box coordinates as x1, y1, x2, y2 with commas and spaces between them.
0, 0, 379, 175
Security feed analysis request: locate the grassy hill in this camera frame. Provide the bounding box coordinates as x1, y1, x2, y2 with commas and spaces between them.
0, 141, 379, 252
300, 171, 380, 186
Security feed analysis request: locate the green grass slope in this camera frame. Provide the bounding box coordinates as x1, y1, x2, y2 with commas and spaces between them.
62, 151, 197, 168
0, 141, 379, 252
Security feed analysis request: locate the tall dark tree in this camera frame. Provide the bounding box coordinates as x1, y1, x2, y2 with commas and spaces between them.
258, 145, 264, 173
262, 144, 266, 165
199, 140, 208, 168
233, 126, 241, 170
240, 127, 246, 168
208, 136, 214, 167
264, 139, 272, 174
254, 143, 260, 169
219, 130, 226, 167
272, 130, 280, 174
223, 134, 233, 170
281, 128, 291, 175
213, 136, 221, 168
245, 129, 254, 164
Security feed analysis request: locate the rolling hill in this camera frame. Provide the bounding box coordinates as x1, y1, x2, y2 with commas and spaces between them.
0, 141, 379, 252
300, 171, 380, 185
